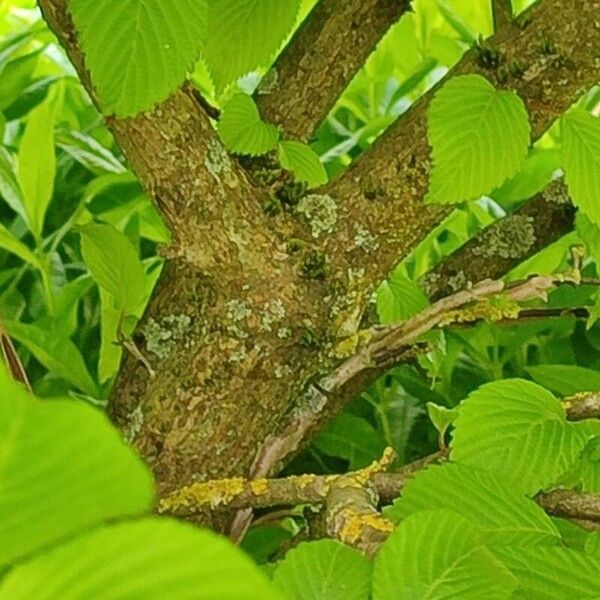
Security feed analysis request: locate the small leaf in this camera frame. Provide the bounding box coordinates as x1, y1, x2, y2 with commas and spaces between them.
373, 510, 517, 600
273, 540, 371, 600
0, 223, 43, 271
278, 141, 327, 187
0, 517, 285, 600
0, 367, 153, 566
70, 0, 206, 117
427, 74, 530, 203
450, 379, 590, 494
387, 463, 560, 546
79, 222, 146, 314
0, 146, 25, 220
205, 0, 301, 92
377, 277, 429, 324
17, 96, 56, 239
218, 93, 279, 155
426, 403, 459, 440
561, 108, 600, 224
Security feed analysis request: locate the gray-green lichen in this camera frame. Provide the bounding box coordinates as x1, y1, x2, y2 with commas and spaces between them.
296, 194, 338, 238
227, 299, 251, 321
124, 405, 144, 443
353, 225, 379, 252
258, 68, 279, 95
228, 345, 248, 363
261, 299, 286, 331
143, 314, 192, 361
473, 214, 536, 259
274, 363, 293, 379
204, 138, 237, 186
542, 179, 571, 204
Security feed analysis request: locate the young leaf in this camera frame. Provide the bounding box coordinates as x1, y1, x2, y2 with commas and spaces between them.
561, 108, 600, 224
450, 379, 590, 494
0, 367, 153, 566
278, 141, 328, 187
0, 223, 43, 272
69, 0, 206, 117
373, 510, 517, 600
376, 277, 429, 324
427, 74, 530, 203
387, 463, 560, 546
0, 517, 285, 600
0, 146, 25, 220
17, 96, 55, 239
79, 222, 146, 315
204, 0, 301, 92
218, 93, 279, 155
426, 403, 459, 442
493, 546, 600, 599
273, 540, 371, 600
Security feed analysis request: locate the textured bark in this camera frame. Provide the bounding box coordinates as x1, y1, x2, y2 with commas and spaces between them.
256, 0, 410, 140
421, 180, 576, 301
39, 0, 600, 512
536, 490, 600, 522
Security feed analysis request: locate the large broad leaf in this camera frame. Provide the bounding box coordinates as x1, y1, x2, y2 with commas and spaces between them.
17, 96, 55, 239
0, 368, 153, 566
427, 74, 530, 203
218, 93, 279, 155
313, 412, 385, 470
204, 0, 301, 92
278, 141, 328, 187
70, 0, 206, 117
450, 379, 590, 494
561, 108, 600, 225
526, 364, 600, 396
0, 517, 284, 600
3, 320, 99, 397
79, 222, 146, 315
493, 546, 600, 599
387, 463, 559, 546
372, 510, 517, 600
273, 540, 371, 600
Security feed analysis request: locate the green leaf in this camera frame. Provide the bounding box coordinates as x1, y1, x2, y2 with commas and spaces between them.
0, 368, 153, 566
205, 0, 301, 92
0, 146, 25, 219
561, 108, 600, 224
426, 403, 459, 440
273, 540, 371, 600
526, 364, 600, 396
278, 141, 327, 187
377, 277, 429, 324
372, 510, 517, 600
218, 93, 279, 155
0, 49, 42, 110
98, 288, 123, 384
17, 96, 55, 239
427, 74, 530, 203
0, 517, 285, 600
0, 222, 43, 271
493, 546, 600, 599
2, 320, 99, 397
313, 412, 385, 470
450, 379, 590, 494
70, 0, 206, 117
585, 533, 600, 557
79, 222, 146, 314
56, 130, 126, 175
387, 463, 559, 546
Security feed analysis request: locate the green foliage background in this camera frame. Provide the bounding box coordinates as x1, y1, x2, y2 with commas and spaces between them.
1, 0, 600, 597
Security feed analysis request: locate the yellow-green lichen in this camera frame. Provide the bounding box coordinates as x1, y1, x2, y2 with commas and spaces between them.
159, 478, 246, 512
353, 225, 379, 252
261, 299, 286, 331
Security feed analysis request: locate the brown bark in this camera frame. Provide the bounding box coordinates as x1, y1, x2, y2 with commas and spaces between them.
256, 0, 410, 140
421, 179, 575, 301
39, 0, 600, 513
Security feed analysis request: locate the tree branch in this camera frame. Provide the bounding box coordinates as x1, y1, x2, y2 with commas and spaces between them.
420, 179, 576, 301
536, 489, 600, 523
319, 0, 599, 299
492, 0, 514, 32
563, 391, 600, 421
256, 0, 411, 141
